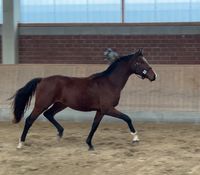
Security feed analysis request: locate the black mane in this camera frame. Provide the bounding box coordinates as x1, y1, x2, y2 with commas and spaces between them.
90, 53, 135, 79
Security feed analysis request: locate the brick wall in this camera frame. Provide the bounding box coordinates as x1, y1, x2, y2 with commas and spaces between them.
18, 35, 200, 64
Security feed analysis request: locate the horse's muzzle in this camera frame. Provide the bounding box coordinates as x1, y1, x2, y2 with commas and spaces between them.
147, 69, 157, 81
150, 74, 156, 81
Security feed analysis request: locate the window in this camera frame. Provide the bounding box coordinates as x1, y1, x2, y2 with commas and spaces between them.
20, 0, 200, 23
125, 0, 155, 23
20, 0, 121, 23
191, 0, 200, 21
125, 0, 200, 22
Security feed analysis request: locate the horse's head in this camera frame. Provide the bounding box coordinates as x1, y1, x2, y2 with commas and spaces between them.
130, 49, 157, 81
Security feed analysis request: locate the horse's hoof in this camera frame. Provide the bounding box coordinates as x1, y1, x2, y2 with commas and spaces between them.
132, 140, 139, 145
131, 132, 140, 143
57, 135, 62, 142
88, 147, 95, 151
17, 142, 24, 149
58, 131, 63, 138
57, 132, 63, 142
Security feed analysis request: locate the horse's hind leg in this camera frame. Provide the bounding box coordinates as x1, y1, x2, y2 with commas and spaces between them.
43, 102, 66, 139
17, 106, 47, 149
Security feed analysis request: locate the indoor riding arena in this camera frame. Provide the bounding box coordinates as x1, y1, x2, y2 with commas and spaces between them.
0, 1, 200, 175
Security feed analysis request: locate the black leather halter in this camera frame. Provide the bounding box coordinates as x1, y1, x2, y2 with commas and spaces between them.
134, 63, 152, 79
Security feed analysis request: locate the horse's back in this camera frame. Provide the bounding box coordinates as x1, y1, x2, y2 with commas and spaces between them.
36, 75, 100, 111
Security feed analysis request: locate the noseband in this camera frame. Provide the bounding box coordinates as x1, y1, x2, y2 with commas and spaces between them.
135, 63, 152, 79
141, 67, 152, 79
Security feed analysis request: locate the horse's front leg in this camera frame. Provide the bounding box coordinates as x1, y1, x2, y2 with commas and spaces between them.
86, 111, 104, 151
106, 108, 139, 143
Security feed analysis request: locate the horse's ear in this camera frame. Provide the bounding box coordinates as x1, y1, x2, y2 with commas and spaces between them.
139, 48, 143, 55
136, 48, 143, 56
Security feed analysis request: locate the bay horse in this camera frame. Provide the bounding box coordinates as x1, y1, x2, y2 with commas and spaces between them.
11, 49, 157, 150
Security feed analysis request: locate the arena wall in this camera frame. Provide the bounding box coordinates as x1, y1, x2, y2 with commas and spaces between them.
0, 23, 200, 64
0, 64, 200, 122
0, 23, 200, 122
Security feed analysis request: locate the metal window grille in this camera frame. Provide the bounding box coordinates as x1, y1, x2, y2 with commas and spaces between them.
17, 0, 200, 23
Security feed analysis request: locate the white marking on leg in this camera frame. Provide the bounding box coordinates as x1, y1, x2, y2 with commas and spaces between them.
131, 132, 140, 142
17, 141, 24, 149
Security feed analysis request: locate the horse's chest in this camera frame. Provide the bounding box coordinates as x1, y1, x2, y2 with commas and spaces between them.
100, 90, 120, 107
112, 95, 120, 107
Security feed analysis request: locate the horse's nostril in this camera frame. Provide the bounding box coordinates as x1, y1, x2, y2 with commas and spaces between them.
151, 75, 156, 81
153, 74, 156, 81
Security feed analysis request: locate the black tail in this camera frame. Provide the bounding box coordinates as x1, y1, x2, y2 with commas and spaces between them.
10, 78, 42, 123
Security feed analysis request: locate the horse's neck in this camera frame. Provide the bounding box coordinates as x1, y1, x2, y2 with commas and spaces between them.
108, 62, 131, 91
